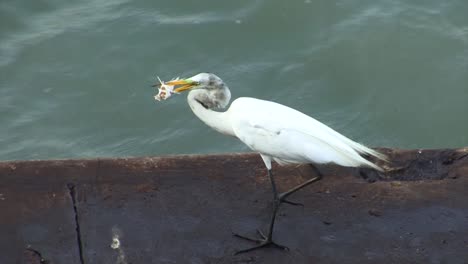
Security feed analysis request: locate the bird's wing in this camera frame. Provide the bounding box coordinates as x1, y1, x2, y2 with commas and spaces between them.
228, 97, 385, 170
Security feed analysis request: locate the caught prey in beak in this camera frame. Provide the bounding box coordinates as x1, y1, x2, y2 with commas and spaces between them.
153, 77, 199, 101
165, 79, 199, 93
153, 77, 177, 101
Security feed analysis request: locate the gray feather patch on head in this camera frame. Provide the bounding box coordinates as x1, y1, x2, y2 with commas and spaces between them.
188, 73, 231, 109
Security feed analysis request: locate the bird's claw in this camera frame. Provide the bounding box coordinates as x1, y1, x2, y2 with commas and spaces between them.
232, 231, 263, 244
277, 193, 304, 207
280, 198, 304, 207
232, 231, 289, 255
256, 229, 267, 240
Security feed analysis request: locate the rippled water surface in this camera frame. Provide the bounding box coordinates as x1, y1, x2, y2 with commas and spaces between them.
1, 0, 467, 160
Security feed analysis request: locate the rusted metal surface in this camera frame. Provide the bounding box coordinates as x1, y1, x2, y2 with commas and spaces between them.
0, 148, 467, 264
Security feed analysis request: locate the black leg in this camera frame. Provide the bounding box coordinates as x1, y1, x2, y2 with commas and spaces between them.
279, 164, 322, 204
233, 164, 323, 255
233, 201, 289, 254
233, 169, 289, 255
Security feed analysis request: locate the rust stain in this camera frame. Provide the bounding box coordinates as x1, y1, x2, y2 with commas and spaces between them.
135, 183, 158, 193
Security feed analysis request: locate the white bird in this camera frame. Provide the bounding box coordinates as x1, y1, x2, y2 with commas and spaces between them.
161, 72, 387, 254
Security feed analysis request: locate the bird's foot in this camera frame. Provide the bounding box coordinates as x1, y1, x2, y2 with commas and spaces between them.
233, 229, 289, 255
278, 194, 304, 207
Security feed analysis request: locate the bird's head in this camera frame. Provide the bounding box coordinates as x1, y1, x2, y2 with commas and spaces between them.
162, 72, 231, 109
162, 73, 223, 92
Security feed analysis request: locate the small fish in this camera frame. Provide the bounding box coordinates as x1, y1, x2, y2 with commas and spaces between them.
154, 76, 179, 101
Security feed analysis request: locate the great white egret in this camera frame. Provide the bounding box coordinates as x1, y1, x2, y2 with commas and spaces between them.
159, 72, 387, 254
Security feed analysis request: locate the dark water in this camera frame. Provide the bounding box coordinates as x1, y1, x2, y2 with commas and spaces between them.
1, 0, 467, 160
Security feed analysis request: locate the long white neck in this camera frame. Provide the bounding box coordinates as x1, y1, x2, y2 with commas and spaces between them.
187, 90, 235, 137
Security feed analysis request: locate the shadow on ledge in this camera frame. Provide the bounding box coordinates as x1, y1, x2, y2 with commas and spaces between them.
0, 148, 467, 264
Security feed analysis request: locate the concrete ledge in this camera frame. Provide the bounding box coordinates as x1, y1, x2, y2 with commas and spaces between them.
1, 148, 467, 263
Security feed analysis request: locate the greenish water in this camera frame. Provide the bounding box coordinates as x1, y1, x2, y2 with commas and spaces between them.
1, 0, 467, 161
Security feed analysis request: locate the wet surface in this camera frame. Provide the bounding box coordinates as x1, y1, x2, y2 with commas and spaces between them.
1, 148, 467, 263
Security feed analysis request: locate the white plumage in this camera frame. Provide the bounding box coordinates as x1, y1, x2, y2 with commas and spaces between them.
228, 97, 386, 171
162, 72, 387, 253
164, 72, 386, 170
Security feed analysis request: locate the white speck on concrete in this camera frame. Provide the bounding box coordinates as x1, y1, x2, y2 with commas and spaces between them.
111, 226, 127, 264
111, 237, 120, 249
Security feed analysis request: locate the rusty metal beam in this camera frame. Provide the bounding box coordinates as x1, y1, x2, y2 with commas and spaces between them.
0, 148, 467, 263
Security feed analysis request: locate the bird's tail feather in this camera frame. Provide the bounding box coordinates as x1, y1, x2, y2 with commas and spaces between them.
339, 139, 387, 172
306, 133, 387, 172
355, 155, 385, 172
347, 140, 388, 162
306, 117, 388, 163
320, 134, 387, 172
295, 127, 388, 172
329, 143, 385, 172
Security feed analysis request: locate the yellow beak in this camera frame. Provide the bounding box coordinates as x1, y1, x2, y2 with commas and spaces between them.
164, 79, 198, 93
